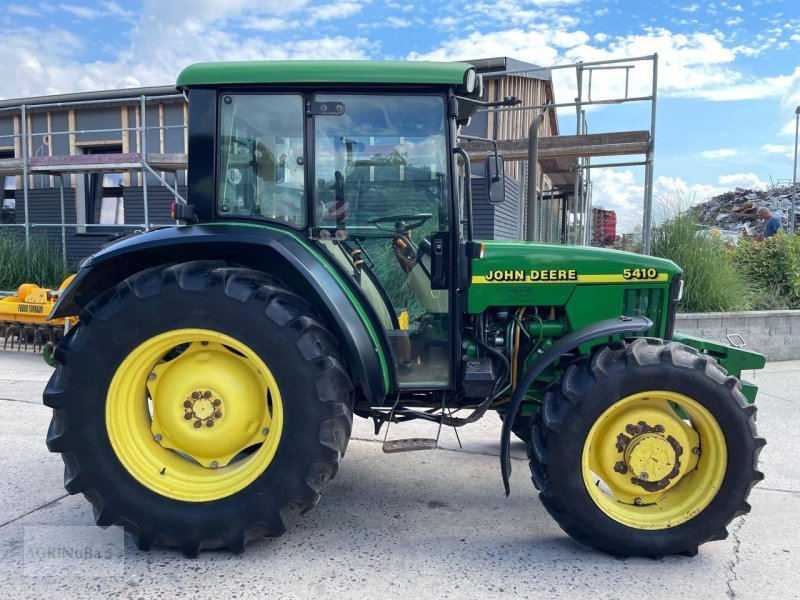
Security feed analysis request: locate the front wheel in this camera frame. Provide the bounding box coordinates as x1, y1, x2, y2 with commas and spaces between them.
529, 338, 765, 557
44, 262, 353, 556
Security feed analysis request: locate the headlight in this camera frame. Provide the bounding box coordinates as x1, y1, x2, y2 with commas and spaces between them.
464, 68, 477, 93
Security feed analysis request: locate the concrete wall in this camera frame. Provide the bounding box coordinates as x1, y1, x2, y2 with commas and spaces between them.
675, 310, 800, 362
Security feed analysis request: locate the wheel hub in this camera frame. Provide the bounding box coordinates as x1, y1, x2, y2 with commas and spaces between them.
183, 390, 223, 428
624, 432, 677, 484
146, 340, 273, 468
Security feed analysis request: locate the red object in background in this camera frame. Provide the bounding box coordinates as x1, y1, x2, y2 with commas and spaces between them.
591, 208, 617, 247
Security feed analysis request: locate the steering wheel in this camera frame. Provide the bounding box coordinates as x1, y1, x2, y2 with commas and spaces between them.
367, 213, 432, 233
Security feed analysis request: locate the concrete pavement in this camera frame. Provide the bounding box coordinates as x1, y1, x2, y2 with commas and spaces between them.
0, 350, 797, 599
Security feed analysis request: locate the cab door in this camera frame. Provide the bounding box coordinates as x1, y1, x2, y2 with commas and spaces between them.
312, 93, 454, 389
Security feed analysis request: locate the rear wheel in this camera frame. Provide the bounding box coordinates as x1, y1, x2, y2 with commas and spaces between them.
44, 261, 353, 556
529, 338, 765, 557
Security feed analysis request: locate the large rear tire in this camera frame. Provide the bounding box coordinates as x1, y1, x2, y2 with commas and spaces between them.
529, 338, 765, 557
44, 261, 353, 556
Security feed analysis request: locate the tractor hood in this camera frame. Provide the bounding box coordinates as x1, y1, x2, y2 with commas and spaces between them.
467, 241, 681, 314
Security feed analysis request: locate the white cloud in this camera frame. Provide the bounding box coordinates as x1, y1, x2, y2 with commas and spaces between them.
717, 172, 768, 189
7, 4, 40, 16
701, 149, 737, 159
654, 175, 724, 204
433, 16, 458, 29
385, 16, 412, 28
763, 143, 794, 155
59, 3, 100, 19
410, 24, 800, 106
308, 1, 363, 21
243, 18, 294, 32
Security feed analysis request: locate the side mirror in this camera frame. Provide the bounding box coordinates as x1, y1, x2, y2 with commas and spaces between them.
485, 155, 505, 204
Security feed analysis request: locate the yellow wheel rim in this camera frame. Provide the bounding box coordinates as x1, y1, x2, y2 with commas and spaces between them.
581, 391, 726, 529
106, 328, 283, 502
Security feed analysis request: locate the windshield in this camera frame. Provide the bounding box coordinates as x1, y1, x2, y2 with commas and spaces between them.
217, 93, 306, 227
313, 94, 449, 234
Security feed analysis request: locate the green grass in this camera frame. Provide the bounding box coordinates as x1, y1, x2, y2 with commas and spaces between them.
730, 233, 800, 309
0, 228, 70, 290
650, 212, 753, 313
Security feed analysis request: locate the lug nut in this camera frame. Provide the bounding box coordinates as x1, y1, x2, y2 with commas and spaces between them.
184, 413, 193, 420
213, 399, 221, 407
634, 497, 643, 506
183, 400, 192, 408
148, 373, 157, 381
210, 461, 219, 469
206, 419, 214, 427
214, 411, 222, 419
203, 391, 212, 399
613, 461, 627, 474
262, 428, 269, 436
192, 391, 200, 399
692, 447, 701, 455
154, 434, 162, 442
640, 472, 649, 481
193, 420, 202, 429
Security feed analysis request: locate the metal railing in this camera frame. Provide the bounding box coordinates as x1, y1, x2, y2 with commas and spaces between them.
478, 54, 659, 253
0, 91, 187, 260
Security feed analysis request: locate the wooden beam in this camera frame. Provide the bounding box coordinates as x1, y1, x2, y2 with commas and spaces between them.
461, 130, 651, 161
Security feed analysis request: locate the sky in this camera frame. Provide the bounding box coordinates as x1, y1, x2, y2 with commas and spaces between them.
0, 0, 798, 228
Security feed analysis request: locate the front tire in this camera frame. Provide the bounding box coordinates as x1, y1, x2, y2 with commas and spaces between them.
529, 338, 765, 557
44, 261, 353, 556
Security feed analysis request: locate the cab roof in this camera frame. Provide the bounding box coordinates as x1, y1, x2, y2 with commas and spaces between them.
176, 60, 474, 89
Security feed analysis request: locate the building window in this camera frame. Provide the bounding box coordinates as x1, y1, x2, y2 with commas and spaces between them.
1, 176, 14, 224
0, 150, 14, 224
88, 172, 124, 225
80, 145, 124, 232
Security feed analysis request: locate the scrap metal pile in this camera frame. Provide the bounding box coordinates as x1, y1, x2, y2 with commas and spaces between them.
689, 185, 798, 236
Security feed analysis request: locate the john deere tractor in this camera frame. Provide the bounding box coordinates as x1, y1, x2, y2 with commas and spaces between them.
44, 61, 765, 558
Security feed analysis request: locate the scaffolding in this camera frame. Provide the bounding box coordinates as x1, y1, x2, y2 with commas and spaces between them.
462, 54, 659, 253
1, 56, 659, 267
0, 88, 187, 264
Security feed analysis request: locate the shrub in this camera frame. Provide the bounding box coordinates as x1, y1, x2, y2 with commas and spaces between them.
0, 228, 69, 290
729, 233, 800, 309
650, 212, 753, 313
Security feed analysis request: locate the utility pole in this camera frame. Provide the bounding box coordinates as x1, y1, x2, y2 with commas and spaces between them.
791, 106, 799, 233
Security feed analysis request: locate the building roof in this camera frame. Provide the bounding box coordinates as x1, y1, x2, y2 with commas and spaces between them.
176, 60, 474, 88
466, 57, 552, 81
0, 86, 179, 111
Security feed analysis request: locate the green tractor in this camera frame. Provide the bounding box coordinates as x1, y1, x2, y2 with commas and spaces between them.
44, 60, 766, 558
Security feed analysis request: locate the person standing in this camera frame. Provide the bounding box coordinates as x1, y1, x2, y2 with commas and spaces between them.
755, 207, 783, 240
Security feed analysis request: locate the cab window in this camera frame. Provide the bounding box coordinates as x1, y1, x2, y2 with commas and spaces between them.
217, 94, 306, 227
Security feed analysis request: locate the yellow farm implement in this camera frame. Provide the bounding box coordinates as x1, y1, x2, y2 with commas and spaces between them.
0, 276, 76, 353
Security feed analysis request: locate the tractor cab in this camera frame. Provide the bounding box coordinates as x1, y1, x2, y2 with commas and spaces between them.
179, 61, 489, 390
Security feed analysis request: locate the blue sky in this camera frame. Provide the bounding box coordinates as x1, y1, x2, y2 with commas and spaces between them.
0, 0, 798, 226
